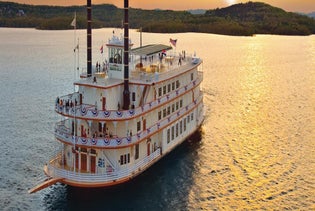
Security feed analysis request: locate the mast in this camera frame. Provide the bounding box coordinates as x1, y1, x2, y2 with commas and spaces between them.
123, 0, 130, 110
71, 11, 77, 172
87, 0, 92, 77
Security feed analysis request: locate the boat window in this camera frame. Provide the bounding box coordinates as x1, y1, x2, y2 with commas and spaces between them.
172, 82, 175, 90
135, 144, 139, 160
167, 129, 170, 144
163, 86, 166, 95
168, 84, 171, 93
180, 121, 183, 134
132, 92, 136, 101
137, 121, 141, 131
120, 155, 123, 165
98, 123, 102, 132
176, 80, 180, 89
158, 87, 162, 97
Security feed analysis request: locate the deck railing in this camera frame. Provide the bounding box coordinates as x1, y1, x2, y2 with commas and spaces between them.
130, 56, 199, 82
55, 93, 203, 148
55, 73, 202, 120
46, 148, 161, 183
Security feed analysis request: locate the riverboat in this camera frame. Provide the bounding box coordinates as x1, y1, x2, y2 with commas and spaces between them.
29, 0, 204, 193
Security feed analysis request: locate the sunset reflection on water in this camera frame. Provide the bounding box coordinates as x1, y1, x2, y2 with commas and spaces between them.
187, 34, 315, 210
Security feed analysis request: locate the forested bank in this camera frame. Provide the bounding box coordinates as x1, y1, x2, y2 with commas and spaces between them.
1, 1, 315, 36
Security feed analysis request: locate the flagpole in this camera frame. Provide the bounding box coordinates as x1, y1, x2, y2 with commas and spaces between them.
77, 37, 80, 78
71, 11, 77, 173
102, 41, 104, 67
74, 47, 76, 172
73, 12, 77, 80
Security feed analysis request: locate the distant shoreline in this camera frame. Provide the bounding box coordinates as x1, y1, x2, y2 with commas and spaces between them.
1, 2, 315, 36
1, 27, 314, 38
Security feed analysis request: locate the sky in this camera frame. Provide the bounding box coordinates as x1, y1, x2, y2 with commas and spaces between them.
3, 0, 315, 13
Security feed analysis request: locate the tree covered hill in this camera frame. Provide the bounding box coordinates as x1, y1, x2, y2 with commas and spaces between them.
0, 1, 314, 36
205, 2, 315, 35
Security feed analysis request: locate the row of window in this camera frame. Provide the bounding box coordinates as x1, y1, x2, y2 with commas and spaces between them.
158, 99, 184, 120
166, 112, 194, 144
157, 72, 195, 98
158, 80, 180, 97
120, 153, 130, 165
119, 143, 139, 166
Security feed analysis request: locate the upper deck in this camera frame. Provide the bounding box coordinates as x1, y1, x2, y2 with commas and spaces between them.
77, 53, 202, 87
56, 40, 203, 120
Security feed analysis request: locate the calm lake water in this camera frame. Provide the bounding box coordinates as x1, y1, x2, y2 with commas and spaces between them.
0, 28, 314, 210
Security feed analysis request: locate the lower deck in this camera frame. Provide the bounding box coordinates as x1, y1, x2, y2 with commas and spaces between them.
45, 148, 162, 187
44, 106, 204, 188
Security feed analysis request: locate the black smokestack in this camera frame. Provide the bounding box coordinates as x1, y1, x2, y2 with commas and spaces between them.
87, 0, 92, 77
122, 0, 130, 110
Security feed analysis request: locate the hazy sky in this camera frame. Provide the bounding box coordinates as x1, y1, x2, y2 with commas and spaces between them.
4, 0, 315, 13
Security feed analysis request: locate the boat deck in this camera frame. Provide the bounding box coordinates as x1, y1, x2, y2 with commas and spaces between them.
77, 55, 201, 87
44, 149, 162, 188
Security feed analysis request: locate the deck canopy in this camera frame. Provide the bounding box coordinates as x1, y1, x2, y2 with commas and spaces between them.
131, 44, 172, 56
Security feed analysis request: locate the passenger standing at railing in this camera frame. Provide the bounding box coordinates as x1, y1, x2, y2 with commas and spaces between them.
159, 53, 163, 63
82, 128, 87, 137
178, 56, 182, 66
66, 100, 69, 108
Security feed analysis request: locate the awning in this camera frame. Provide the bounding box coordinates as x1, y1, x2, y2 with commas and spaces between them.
131, 44, 172, 56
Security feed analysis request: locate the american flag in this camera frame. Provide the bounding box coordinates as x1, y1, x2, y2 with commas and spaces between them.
170, 38, 177, 47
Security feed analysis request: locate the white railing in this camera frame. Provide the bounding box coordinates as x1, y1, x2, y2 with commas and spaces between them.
55, 93, 203, 148
56, 92, 80, 109
130, 56, 201, 83
55, 73, 203, 121
46, 148, 161, 183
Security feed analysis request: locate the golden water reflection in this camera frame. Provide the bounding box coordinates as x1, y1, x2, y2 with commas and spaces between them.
188, 35, 315, 210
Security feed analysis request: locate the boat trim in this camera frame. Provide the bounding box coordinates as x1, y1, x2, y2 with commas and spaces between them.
56, 73, 202, 121
55, 94, 203, 149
